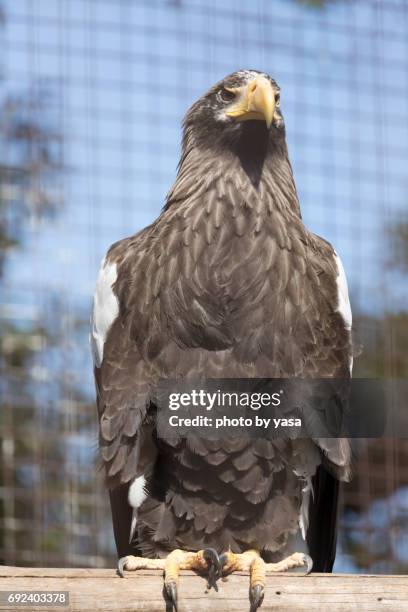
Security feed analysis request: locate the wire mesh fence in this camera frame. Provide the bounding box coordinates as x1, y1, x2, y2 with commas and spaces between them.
0, 0, 407, 572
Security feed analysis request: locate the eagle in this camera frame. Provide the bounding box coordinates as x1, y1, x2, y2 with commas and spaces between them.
91, 69, 352, 611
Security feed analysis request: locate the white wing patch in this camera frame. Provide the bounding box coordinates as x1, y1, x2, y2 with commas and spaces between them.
128, 475, 147, 509
334, 253, 352, 331
128, 475, 147, 544
293, 442, 320, 541
90, 256, 119, 368
299, 477, 313, 540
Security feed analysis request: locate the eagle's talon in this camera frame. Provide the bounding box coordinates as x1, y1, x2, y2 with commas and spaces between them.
165, 581, 178, 612
302, 553, 313, 575
206, 566, 219, 592
250, 584, 265, 612
203, 548, 221, 590
117, 556, 127, 578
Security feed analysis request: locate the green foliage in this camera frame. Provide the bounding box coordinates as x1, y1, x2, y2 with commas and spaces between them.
353, 312, 408, 378
296, 0, 334, 7
1, 324, 49, 369
0, 87, 63, 277
389, 221, 408, 274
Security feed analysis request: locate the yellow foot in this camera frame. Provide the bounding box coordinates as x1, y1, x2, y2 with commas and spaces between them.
118, 548, 222, 611
117, 555, 165, 575
220, 550, 313, 612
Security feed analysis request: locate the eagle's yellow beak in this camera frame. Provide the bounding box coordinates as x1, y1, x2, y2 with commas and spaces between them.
225, 76, 275, 128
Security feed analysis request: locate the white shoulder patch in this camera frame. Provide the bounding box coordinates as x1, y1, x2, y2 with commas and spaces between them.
334, 252, 352, 331
334, 252, 353, 373
90, 256, 119, 368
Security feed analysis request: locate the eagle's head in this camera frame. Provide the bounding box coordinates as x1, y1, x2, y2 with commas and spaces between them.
183, 70, 285, 155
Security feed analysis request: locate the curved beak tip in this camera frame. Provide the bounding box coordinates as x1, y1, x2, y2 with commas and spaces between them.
250, 79, 275, 128
265, 114, 273, 129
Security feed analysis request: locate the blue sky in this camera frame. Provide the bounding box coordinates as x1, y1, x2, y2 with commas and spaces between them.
2, 0, 407, 323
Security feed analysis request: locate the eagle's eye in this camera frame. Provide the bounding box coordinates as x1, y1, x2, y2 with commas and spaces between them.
275, 92, 281, 106
220, 88, 236, 103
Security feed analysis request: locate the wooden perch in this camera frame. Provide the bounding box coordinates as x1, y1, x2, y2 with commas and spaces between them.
1, 566, 408, 611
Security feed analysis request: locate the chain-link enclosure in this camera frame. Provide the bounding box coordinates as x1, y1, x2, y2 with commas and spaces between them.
0, 0, 407, 572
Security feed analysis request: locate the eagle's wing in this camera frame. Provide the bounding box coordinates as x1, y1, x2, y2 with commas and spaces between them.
306, 246, 353, 571
91, 234, 157, 555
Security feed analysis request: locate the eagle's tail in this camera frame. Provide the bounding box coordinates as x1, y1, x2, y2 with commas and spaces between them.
306, 465, 340, 572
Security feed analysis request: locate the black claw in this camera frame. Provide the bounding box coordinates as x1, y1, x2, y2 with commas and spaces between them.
165, 581, 178, 612
207, 564, 219, 592
202, 548, 221, 591
303, 554, 313, 576
250, 584, 265, 612
117, 558, 126, 578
